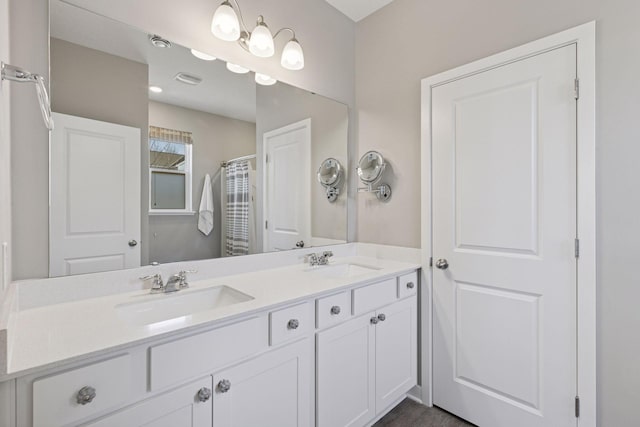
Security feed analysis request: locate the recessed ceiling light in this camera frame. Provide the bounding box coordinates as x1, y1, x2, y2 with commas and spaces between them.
255, 73, 277, 86
226, 62, 250, 74
191, 49, 217, 61
149, 34, 172, 49
149, 86, 163, 93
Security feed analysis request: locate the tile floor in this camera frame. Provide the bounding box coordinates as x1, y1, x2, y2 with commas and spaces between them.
374, 398, 475, 427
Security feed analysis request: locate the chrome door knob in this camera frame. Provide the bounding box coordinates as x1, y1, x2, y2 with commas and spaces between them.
76, 386, 96, 405
435, 259, 449, 270
370, 316, 379, 325
217, 379, 231, 393
197, 387, 212, 402
128, 239, 138, 247
330, 305, 341, 315
377, 313, 386, 322
287, 319, 299, 330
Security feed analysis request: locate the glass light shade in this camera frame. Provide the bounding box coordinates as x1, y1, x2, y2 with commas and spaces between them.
226, 62, 250, 74
255, 73, 277, 86
190, 49, 217, 61
281, 39, 304, 70
249, 23, 275, 58
211, 2, 240, 41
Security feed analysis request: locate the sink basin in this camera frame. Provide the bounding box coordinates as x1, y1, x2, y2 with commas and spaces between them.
116, 286, 254, 326
306, 263, 382, 278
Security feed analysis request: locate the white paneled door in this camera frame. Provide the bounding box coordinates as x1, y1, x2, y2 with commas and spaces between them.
50, 113, 141, 277
263, 119, 311, 252
431, 45, 577, 426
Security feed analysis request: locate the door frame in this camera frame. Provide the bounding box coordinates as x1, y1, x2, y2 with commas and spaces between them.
261, 118, 311, 252
420, 22, 596, 426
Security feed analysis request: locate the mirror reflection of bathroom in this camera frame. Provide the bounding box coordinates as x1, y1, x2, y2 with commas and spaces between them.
44, 1, 348, 278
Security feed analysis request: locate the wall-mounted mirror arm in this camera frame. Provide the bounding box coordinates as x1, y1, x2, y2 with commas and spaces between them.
1, 62, 54, 130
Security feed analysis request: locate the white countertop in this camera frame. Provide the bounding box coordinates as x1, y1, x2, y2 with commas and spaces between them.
4, 256, 419, 379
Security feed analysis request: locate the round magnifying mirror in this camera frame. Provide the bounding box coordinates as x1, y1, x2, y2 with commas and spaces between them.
317, 158, 343, 187
357, 151, 385, 184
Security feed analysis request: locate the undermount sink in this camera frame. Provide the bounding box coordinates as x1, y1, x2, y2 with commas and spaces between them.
306, 263, 382, 278
116, 286, 254, 326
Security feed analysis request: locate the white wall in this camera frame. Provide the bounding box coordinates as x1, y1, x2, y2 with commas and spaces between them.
0, 0, 10, 292
9, 0, 49, 279
355, 0, 639, 425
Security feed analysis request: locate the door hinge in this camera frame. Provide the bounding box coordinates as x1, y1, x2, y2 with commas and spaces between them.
574, 238, 580, 258
574, 78, 580, 100
265, 220, 268, 230
429, 257, 433, 267
575, 396, 580, 418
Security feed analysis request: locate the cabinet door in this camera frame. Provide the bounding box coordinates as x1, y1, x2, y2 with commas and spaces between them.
375, 296, 417, 412
212, 339, 311, 427
316, 313, 376, 427
85, 377, 212, 427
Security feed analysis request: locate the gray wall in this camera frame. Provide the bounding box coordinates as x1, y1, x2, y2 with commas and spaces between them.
49, 38, 150, 268
256, 84, 348, 250
10, 0, 49, 279
148, 101, 256, 263
355, 0, 638, 425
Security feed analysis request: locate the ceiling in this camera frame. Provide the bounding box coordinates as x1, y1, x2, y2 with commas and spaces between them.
50, 1, 257, 123
324, 0, 395, 22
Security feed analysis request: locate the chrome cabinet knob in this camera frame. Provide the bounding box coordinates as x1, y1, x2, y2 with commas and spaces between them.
76, 386, 96, 405
197, 387, 212, 402
217, 379, 231, 393
406, 282, 415, 289
287, 319, 299, 330
128, 239, 138, 247
377, 313, 386, 322
435, 259, 449, 270
330, 305, 341, 315
370, 316, 379, 325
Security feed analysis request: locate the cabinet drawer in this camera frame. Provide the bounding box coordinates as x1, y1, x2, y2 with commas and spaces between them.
398, 271, 418, 299
352, 278, 397, 315
32, 354, 132, 427
150, 317, 267, 391
270, 302, 311, 346
316, 291, 351, 330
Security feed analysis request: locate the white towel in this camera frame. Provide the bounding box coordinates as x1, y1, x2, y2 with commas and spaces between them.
198, 174, 214, 236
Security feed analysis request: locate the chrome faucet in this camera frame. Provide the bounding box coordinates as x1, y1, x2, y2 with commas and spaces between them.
139, 270, 196, 294
305, 251, 334, 266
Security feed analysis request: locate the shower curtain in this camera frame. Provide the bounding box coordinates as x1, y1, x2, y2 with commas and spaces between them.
224, 160, 250, 256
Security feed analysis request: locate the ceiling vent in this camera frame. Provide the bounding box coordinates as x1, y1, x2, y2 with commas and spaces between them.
174, 73, 203, 85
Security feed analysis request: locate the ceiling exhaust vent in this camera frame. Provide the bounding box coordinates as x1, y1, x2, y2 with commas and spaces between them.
174, 73, 203, 85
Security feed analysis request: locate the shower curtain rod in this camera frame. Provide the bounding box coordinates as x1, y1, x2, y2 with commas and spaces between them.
220, 154, 256, 168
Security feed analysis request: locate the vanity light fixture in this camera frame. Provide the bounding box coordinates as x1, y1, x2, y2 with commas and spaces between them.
255, 73, 277, 86
149, 85, 163, 93
190, 49, 217, 61
211, 0, 305, 70
226, 62, 250, 74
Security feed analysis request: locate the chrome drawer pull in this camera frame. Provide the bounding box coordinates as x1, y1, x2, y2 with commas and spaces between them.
330, 305, 341, 315
287, 319, 300, 329
76, 386, 96, 405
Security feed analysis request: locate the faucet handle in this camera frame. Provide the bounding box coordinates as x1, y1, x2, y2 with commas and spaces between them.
304, 253, 318, 264
322, 251, 334, 258
140, 273, 164, 292
177, 270, 197, 288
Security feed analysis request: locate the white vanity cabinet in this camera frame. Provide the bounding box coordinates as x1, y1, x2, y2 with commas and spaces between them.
85, 376, 213, 427
6, 266, 419, 427
212, 338, 311, 427
316, 279, 418, 427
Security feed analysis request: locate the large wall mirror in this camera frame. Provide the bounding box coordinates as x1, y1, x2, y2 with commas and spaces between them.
42, 0, 348, 278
